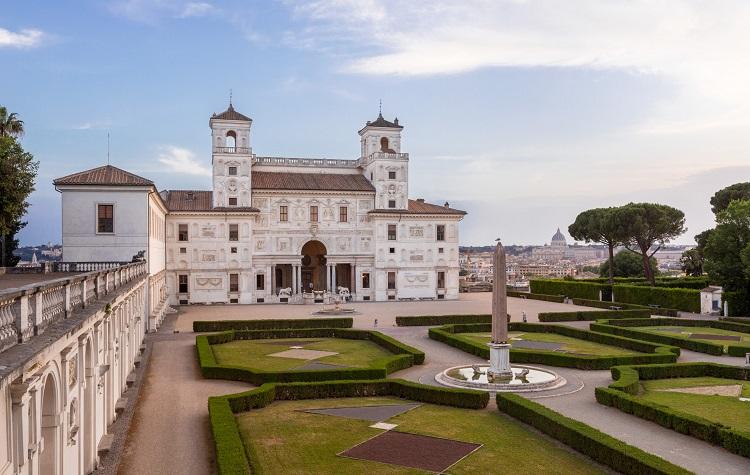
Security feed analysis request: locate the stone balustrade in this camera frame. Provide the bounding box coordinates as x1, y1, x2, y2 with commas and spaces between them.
254, 156, 360, 168
0, 261, 148, 354
356, 151, 409, 168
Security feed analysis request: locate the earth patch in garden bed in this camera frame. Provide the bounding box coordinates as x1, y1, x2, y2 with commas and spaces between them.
304, 403, 421, 422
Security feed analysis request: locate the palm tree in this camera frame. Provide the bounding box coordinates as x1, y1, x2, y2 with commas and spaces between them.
0, 106, 24, 138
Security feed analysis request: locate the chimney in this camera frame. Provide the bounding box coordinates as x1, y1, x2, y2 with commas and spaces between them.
444, 201, 450, 208
416, 198, 425, 203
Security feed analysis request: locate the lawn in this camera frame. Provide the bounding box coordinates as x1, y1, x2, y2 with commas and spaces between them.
210, 338, 394, 371
456, 331, 640, 356
635, 326, 750, 349
236, 397, 606, 475
637, 377, 750, 432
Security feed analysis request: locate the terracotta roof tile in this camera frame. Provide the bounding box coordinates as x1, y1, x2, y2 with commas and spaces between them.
251, 171, 375, 192
53, 165, 153, 186
363, 112, 403, 129
370, 199, 466, 216
161, 190, 259, 212
211, 104, 252, 122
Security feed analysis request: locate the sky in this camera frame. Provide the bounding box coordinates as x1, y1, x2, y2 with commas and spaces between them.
3, 0, 750, 246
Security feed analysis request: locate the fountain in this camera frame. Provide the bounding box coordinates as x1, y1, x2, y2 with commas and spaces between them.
436, 242, 564, 392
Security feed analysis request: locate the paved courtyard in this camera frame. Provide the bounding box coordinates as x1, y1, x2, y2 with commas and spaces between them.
118, 294, 750, 475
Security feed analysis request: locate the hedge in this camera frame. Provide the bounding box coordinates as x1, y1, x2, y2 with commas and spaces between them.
571, 298, 680, 317
530, 279, 609, 300
496, 393, 691, 475
591, 318, 750, 355
595, 362, 750, 458
197, 328, 425, 384
395, 314, 491, 326
579, 277, 710, 289
612, 284, 700, 313
538, 309, 652, 322
428, 322, 678, 370
193, 317, 353, 332
506, 291, 565, 303
210, 379, 489, 474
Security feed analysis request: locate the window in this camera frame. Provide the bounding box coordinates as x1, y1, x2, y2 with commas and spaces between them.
362, 273, 370, 289
280, 205, 288, 222
380, 137, 389, 151
256, 274, 265, 290
437, 225, 446, 241
229, 273, 239, 292
388, 200, 396, 208
389, 247, 395, 254
178, 224, 189, 242
438, 247, 444, 254
310, 205, 318, 223
339, 206, 348, 223
437, 271, 446, 290
387, 271, 396, 290
388, 224, 397, 241
388, 171, 396, 180
228, 166, 237, 176
97, 204, 114, 233
179, 247, 187, 254
230, 247, 237, 254
229, 224, 239, 241
228, 197, 237, 206
178, 275, 188, 293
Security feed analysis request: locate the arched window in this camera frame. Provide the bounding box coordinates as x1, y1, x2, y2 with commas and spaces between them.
226, 131, 237, 150
380, 137, 389, 151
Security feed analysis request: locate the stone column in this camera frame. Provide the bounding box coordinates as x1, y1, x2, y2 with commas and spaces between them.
332, 265, 337, 291
352, 264, 358, 298
325, 264, 331, 291
270, 265, 276, 295
10, 380, 34, 472
296, 264, 302, 294
487, 242, 512, 379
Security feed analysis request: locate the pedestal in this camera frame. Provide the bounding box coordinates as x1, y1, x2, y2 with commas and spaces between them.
487, 342, 513, 378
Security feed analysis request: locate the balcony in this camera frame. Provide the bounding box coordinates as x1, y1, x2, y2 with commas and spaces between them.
214, 147, 251, 154
356, 151, 409, 167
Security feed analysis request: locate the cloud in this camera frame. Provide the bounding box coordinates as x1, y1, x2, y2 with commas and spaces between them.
109, 0, 217, 23
0, 27, 45, 48
178, 2, 216, 18
156, 146, 212, 176
71, 120, 112, 130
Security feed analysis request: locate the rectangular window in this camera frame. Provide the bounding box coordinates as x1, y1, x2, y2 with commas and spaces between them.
229, 273, 239, 292
178, 275, 188, 293
229, 224, 239, 241
437, 225, 445, 241
388, 224, 397, 241
388, 171, 396, 180
437, 271, 446, 289
388, 200, 396, 208
228, 166, 237, 176
179, 247, 187, 254
228, 197, 237, 206
230, 247, 237, 254
310, 205, 318, 222
389, 247, 395, 254
256, 274, 265, 290
280, 205, 288, 222
178, 224, 189, 241
387, 271, 396, 290
339, 206, 348, 223
97, 204, 114, 233
362, 273, 370, 289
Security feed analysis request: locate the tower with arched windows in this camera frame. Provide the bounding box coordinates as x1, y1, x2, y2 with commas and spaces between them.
359, 112, 409, 210
210, 102, 253, 208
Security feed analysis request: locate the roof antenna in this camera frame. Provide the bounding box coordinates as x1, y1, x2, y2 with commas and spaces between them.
107, 132, 111, 165
378, 99, 382, 116
229, 88, 233, 107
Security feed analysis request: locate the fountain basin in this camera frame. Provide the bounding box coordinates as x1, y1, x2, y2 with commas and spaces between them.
435, 364, 565, 392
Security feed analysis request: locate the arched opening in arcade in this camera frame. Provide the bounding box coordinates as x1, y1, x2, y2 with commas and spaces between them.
40, 373, 59, 475
301, 240, 327, 292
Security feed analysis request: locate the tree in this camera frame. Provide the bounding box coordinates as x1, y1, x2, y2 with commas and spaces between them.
2, 220, 23, 267
619, 203, 686, 285
704, 200, 750, 290
0, 106, 24, 138
568, 207, 629, 285
680, 248, 703, 276
0, 135, 38, 267
600, 250, 658, 278
710, 182, 750, 215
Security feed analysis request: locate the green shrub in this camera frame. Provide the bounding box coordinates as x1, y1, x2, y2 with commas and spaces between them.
506, 291, 565, 303
496, 393, 691, 475
538, 309, 652, 322
612, 285, 700, 313
193, 317, 353, 332
571, 298, 680, 317
208, 398, 252, 475
395, 314, 491, 326
530, 279, 609, 300
597, 362, 750, 458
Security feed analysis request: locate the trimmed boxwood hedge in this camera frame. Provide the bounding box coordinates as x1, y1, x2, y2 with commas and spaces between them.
595, 362, 750, 458
496, 393, 691, 475
193, 317, 353, 332
506, 291, 565, 303
210, 379, 490, 474
591, 318, 750, 355
612, 284, 700, 313
538, 309, 652, 322
571, 298, 680, 317
428, 322, 679, 370
197, 327, 425, 384
395, 314, 491, 326
530, 279, 609, 300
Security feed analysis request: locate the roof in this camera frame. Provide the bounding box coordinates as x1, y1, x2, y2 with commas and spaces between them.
211, 103, 252, 122
370, 199, 467, 216
363, 112, 403, 130
251, 171, 375, 192
552, 228, 566, 242
160, 190, 259, 212
53, 165, 154, 186
701, 286, 723, 293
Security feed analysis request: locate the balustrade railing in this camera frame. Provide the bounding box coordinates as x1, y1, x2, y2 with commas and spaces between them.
254, 156, 360, 168
0, 261, 148, 354
356, 151, 409, 168
214, 146, 250, 154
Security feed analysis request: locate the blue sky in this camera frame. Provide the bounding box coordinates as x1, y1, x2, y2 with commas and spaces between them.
3, 1, 750, 246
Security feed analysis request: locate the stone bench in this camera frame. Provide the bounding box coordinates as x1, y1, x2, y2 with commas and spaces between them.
97, 434, 114, 456
115, 397, 127, 415
134, 355, 142, 368
126, 373, 136, 388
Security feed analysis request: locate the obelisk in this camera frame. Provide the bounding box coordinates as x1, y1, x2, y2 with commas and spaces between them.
487, 242, 513, 379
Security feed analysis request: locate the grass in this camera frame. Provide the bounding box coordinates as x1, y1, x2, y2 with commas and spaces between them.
211, 338, 394, 372
237, 397, 605, 475
637, 377, 750, 432
455, 331, 640, 357
636, 326, 750, 350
